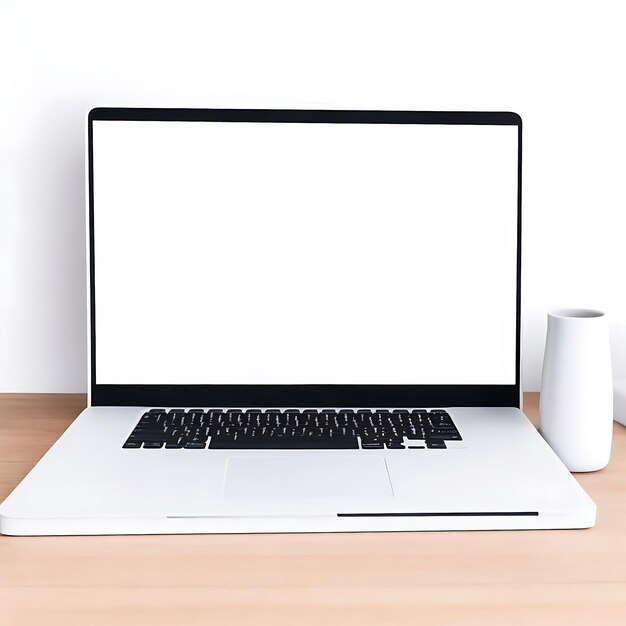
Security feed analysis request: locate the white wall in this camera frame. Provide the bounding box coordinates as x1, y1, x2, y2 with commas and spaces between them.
1, 0, 625, 393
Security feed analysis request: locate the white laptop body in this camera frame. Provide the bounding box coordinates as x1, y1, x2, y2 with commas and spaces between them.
0, 109, 595, 535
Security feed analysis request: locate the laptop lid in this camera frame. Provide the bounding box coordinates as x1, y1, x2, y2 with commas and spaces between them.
87, 108, 521, 408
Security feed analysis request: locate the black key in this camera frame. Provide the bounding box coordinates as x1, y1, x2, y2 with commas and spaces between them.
386, 442, 405, 449
384, 436, 403, 444
427, 432, 461, 440
408, 445, 426, 449
361, 442, 384, 449
143, 442, 164, 448
165, 442, 184, 449
184, 441, 206, 449
209, 436, 359, 449
132, 431, 168, 443
431, 422, 455, 429
134, 433, 167, 442
123, 441, 141, 448
426, 440, 447, 449
198, 433, 212, 442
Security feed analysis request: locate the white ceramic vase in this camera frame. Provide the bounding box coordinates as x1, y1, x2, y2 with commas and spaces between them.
539, 309, 613, 472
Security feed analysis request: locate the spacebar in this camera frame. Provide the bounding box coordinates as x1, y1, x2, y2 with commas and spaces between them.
208, 436, 359, 449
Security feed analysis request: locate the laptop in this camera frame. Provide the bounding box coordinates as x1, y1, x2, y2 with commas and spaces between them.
0, 108, 595, 535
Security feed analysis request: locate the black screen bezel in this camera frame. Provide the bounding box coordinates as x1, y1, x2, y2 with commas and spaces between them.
88, 108, 522, 408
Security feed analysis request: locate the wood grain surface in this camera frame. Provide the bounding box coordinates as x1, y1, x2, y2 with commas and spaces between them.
1, 393, 625, 625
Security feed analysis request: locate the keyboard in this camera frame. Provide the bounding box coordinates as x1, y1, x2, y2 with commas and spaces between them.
123, 409, 462, 450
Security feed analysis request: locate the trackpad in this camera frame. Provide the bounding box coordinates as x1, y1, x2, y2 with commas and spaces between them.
224, 456, 393, 498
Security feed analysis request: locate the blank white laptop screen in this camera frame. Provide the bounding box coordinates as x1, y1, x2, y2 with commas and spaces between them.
92, 120, 518, 385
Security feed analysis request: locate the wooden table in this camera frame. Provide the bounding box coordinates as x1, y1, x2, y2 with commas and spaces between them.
1, 393, 625, 625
